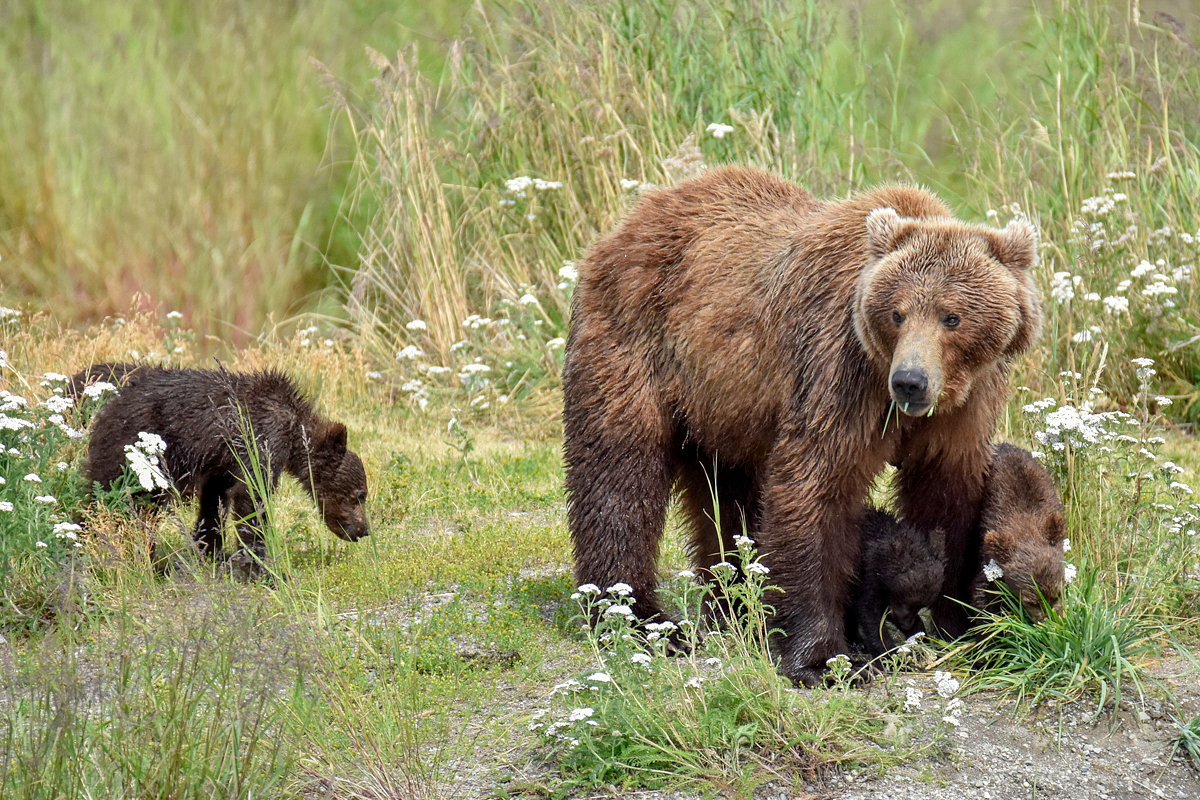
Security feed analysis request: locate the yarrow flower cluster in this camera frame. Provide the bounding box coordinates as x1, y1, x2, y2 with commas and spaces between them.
123, 431, 170, 491
706, 121, 734, 138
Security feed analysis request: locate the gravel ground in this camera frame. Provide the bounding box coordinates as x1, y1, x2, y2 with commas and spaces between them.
441, 655, 1200, 800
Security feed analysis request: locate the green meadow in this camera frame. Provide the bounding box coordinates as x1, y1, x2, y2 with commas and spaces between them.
2, 0, 1200, 796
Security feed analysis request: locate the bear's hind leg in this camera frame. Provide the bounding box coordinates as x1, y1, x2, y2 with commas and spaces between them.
563, 390, 676, 621
226, 483, 270, 574
194, 476, 232, 558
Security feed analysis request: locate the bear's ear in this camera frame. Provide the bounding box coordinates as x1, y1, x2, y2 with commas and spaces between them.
982, 528, 1016, 562
985, 218, 1038, 272
314, 422, 348, 459
865, 207, 913, 259
1042, 509, 1066, 547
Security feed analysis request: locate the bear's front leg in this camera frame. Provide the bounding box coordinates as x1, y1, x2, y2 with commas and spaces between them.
760, 484, 865, 687
894, 454, 987, 640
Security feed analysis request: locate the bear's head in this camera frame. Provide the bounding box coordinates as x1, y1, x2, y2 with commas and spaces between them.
309, 422, 371, 542
884, 525, 946, 636
980, 508, 1066, 622
853, 207, 1041, 416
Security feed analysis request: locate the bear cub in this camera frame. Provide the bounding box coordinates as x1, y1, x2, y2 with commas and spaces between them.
848, 508, 946, 658
77, 364, 370, 570
971, 443, 1066, 622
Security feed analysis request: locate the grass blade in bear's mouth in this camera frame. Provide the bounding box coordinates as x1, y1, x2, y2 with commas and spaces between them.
898, 401, 930, 416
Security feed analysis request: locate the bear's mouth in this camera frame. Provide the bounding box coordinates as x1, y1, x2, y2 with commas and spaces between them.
894, 399, 932, 417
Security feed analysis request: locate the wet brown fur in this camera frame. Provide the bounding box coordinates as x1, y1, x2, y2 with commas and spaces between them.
78, 365, 369, 568
971, 443, 1066, 622
848, 509, 946, 658
562, 166, 1041, 685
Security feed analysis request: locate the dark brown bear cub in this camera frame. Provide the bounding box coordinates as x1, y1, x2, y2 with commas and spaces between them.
848, 509, 946, 658
79, 365, 369, 568
971, 443, 1066, 621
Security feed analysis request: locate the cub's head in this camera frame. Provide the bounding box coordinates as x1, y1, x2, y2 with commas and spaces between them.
853, 207, 1041, 416
980, 509, 1067, 622
309, 422, 371, 542
884, 525, 946, 636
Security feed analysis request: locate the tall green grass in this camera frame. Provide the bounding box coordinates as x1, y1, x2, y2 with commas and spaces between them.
344, 0, 1200, 420
0, 0, 467, 340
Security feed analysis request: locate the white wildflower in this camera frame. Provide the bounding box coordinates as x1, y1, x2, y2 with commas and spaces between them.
33, 495, 56, 505
397, 345, 424, 360
620, 178, 641, 190
568, 707, 595, 722
576, 583, 601, 595
684, 675, 704, 689
904, 686, 923, 712
630, 653, 652, 666
602, 604, 634, 618
1102, 295, 1129, 314
706, 122, 734, 138
1064, 562, 1077, 583
1050, 272, 1076, 303
505, 176, 533, 194
746, 562, 770, 575
1132, 260, 1156, 278
586, 672, 612, 683
934, 671, 960, 698
83, 381, 118, 399
406, 319, 427, 331
983, 559, 1004, 582
23, 474, 41, 483
0, 502, 13, 512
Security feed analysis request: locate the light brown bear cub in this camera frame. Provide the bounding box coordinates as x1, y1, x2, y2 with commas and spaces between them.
563, 165, 1041, 685
971, 442, 1067, 621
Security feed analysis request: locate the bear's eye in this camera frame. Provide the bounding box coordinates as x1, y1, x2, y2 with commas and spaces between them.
892, 311, 904, 326
357, 490, 368, 505
942, 313, 961, 329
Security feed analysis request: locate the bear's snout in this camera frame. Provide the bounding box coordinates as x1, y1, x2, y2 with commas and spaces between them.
890, 368, 929, 411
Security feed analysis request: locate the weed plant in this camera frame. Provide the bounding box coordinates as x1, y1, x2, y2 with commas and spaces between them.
531, 535, 951, 794
961, 567, 1162, 716
0, 597, 318, 799
1171, 713, 1200, 770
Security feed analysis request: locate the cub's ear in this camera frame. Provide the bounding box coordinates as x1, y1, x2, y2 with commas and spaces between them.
985, 218, 1038, 272
982, 528, 1016, 563
1043, 509, 1066, 547
315, 422, 349, 458
865, 207, 916, 259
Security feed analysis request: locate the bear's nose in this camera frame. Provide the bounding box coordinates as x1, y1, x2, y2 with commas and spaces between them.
891, 369, 929, 405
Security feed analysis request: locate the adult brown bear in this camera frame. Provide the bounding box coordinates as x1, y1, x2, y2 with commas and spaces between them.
561, 165, 1041, 685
